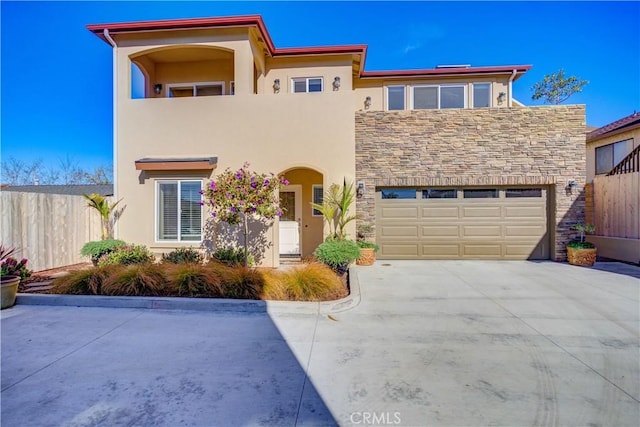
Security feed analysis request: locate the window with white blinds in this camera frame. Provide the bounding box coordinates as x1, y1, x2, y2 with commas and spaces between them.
157, 180, 202, 241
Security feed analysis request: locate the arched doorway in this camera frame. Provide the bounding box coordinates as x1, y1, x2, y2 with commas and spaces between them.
279, 167, 324, 259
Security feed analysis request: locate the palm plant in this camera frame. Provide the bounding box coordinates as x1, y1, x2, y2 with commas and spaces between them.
83, 193, 124, 240
310, 181, 357, 241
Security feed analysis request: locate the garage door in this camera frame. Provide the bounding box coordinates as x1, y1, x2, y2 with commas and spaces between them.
376, 187, 549, 260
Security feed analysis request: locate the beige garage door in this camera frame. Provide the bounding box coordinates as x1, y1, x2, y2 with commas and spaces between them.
376, 187, 549, 260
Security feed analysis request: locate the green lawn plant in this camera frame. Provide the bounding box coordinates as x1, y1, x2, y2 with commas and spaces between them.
98, 244, 155, 266
314, 239, 360, 274
81, 239, 126, 265
161, 247, 204, 264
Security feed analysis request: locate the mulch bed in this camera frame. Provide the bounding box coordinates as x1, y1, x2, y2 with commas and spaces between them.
19, 263, 92, 293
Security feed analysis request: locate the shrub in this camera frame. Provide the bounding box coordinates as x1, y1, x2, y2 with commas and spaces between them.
212, 247, 254, 267
1, 257, 32, 280
165, 263, 222, 297
81, 240, 126, 265
567, 240, 595, 249
101, 264, 166, 296
98, 244, 155, 266
260, 270, 289, 301
207, 261, 263, 299
314, 240, 360, 273
162, 247, 204, 265
283, 263, 346, 301
52, 265, 123, 295
357, 241, 379, 251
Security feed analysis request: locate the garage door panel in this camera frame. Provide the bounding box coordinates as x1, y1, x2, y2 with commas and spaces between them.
504, 206, 546, 218
377, 187, 549, 260
462, 225, 502, 237
463, 244, 502, 257
462, 206, 502, 218
381, 207, 419, 219
422, 244, 461, 257
380, 244, 419, 257
421, 226, 460, 237
421, 207, 459, 218
505, 225, 547, 237
380, 226, 419, 237
504, 242, 546, 259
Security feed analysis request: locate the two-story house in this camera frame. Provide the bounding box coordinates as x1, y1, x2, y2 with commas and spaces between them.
88, 15, 586, 267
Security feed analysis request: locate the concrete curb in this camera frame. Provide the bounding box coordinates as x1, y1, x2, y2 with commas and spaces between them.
15, 266, 362, 315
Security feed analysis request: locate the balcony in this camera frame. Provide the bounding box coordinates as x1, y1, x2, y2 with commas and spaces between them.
130, 45, 235, 99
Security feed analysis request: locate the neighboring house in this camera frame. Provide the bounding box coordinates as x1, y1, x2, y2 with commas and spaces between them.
585, 112, 640, 263
87, 15, 585, 267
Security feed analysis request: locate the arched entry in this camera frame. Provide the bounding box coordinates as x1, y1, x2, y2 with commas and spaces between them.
279, 167, 324, 259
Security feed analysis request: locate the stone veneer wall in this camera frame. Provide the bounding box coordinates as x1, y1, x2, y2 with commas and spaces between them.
355, 105, 586, 261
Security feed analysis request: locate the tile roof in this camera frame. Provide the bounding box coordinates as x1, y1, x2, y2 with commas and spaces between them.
587, 112, 640, 141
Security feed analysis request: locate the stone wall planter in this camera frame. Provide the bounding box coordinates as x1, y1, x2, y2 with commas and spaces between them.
567, 247, 597, 267
1, 275, 20, 309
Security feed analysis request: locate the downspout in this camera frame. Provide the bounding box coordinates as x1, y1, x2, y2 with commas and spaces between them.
507, 69, 517, 107
104, 29, 119, 237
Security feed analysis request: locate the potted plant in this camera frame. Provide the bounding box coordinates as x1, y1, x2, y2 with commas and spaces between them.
356, 224, 378, 266
1, 245, 31, 309
567, 223, 596, 266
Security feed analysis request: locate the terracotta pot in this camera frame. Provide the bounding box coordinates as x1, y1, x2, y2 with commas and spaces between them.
356, 248, 376, 266
567, 246, 597, 267
1, 275, 20, 309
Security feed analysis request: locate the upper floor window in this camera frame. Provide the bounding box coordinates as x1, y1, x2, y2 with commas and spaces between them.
596, 139, 632, 175
167, 82, 225, 97
473, 83, 491, 108
387, 86, 405, 110
292, 77, 323, 93
411, 85, 466, 110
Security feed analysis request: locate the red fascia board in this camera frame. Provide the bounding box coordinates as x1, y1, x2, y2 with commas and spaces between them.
86, 15, 277, 53
360, 65, 532, 78
273, 45, 367, 57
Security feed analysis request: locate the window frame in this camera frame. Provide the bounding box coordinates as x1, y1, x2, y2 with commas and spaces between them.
386, 85, 406, 111
410, 84, 468, 110
166, 81, 226, 97
312, 185, 324, 217
472, 82, 492, 108
595, 139, 632, 175
291, 77, 324, 93
155, 179, 203, 243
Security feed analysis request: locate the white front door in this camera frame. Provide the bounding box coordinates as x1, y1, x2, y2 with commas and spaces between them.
279, 185, 302, 255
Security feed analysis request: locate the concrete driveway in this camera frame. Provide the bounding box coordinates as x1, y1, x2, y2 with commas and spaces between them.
2, 261, 639, 426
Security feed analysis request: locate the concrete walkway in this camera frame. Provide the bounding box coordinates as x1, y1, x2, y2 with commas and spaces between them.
1, 261, 639, 426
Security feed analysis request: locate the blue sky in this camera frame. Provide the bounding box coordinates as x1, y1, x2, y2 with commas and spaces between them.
2, 1, 639, 173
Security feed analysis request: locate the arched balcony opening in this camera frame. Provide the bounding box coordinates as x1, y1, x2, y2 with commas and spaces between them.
129, 45, 235, 99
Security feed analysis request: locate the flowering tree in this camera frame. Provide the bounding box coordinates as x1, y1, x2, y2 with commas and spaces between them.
202, 162, 288, 267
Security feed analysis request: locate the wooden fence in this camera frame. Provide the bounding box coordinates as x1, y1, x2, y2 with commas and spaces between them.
1, 192, 105, 271
593, 172, 640, 239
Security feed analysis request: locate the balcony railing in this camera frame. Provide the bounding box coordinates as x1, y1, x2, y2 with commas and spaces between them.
607, 145, 640, 176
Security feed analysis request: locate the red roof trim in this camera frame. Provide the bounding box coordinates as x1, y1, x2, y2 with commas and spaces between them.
360, 65, 532, 79
86, 16, 531, 79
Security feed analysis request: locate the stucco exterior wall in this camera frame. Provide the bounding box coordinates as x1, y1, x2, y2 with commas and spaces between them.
353, 77, 510, 112
116, 90, 355, 267
355, 105, 586, 261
